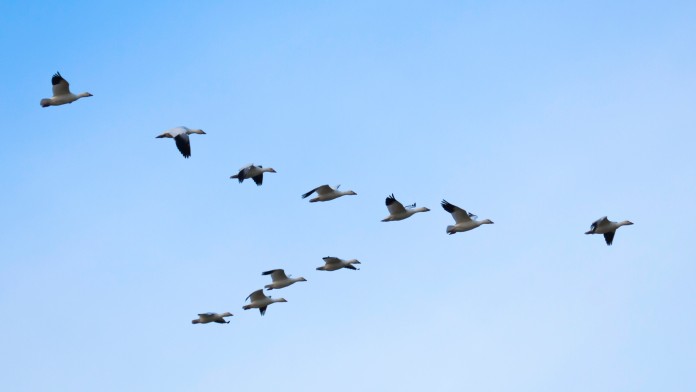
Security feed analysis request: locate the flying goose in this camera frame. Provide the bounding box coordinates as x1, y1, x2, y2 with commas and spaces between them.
441, 200, 494, 234
381, 194, 430, 222
230, 164, 277, 186
191, 312, 233, 324
242, 289, 287, 316
156, 126, 206, 158
316, 256, 361, 271
40, 72, 93, 107
262, 269, 307, 290
301, 185, 357, 202
585, 216, 633, 245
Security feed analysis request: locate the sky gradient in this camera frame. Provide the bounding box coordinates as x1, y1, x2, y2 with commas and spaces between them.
1, 1, 695, 391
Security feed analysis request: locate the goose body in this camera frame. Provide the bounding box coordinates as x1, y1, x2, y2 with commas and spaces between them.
302, 185, 357, 202
191, 312, 233, 324
230, 164, 276, 186
441, 200, 493, 234
242, 289, 287, 315
316, 256, 361, 271
585, 216, 633, 245
381, 194, 430, 222
40, 72, 92, 107
262, 269, 307, 290
156, 126, 206, 158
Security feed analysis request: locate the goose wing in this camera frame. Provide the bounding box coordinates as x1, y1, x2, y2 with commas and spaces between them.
246, 289, 266, 303
603, 232, 615, 245
385, 194, 406, 215
174, 133, 191, 158
322, 256, 342, 265
51, 72, 71, 96
262, 269, 289, 282
156, 127, 186, 138
252, 173, 263, 186
198, 312, 216, 317
302, 185, 332, 198
441, 200, 473, 223
590, 216, 610, 232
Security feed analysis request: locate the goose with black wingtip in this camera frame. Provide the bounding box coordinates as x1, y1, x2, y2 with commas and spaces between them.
441, 200, 493, 235
585, 216, 633, 245
381, 194, 430, 222
262, 269, 306, 290
40, 72, 93, 107
242, 289, 287, 316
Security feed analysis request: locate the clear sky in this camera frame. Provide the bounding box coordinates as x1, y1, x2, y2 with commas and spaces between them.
1, 1, 695, 391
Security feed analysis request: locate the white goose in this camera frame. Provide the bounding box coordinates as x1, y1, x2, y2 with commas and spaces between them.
242, 289, 287, 316
262, 269, 307, 290
302, 185, 357, 202
191, 312, 233, 324
381, 194, 430, 222
40, 72, 93, 107
316, 256, 361, 271
156, 126, 206, 158
585, 216, 633, 245
230, 164, 277, 186
441, 200, 494, 235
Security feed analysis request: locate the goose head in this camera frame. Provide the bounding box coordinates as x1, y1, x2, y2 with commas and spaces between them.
266, 168, 277, 173
297, 277, 307, 282
346, 190, 357, 196
79, 92, 93, 98
620, 220, 634, 226
481, 219, 494, 224
274, 298, 288, 303
187, 128, 206, 135
220, 312, 233, 317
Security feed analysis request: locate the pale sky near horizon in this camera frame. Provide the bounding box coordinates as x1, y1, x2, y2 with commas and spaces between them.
1, 1, 695, 391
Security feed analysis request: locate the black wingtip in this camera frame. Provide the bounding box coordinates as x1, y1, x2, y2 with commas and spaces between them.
441, 200, 455, 213
51, 72, 64, 85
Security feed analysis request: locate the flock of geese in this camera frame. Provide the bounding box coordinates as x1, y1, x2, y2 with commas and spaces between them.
41, 71, 635, 325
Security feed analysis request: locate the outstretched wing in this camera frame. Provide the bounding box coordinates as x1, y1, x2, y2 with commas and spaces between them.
51, 72, 70, 96
302, 185, 331, 198
252, 173, 263, 186
174, 133, 191, 158
246, 289, 266, 302
590, 216, 609, 232
322, 256, 342, 265
198, 312, 215, 317
603, 232, 615, 246
385, 194, 406, 215
262, 269, 289, 282
441, 200, 473, 224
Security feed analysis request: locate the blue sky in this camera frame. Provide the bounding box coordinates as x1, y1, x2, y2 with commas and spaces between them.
1, 1, 695, 391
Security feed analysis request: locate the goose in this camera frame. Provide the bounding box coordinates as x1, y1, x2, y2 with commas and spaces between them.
381, 194, 430, 222
262, 269, 307, 290
441, 200, 494, 234
156, 126, 206, 158
40, 72, 93, 107
585, 216, 633, 245
242, 289, 287, 316
191, 312, 233, 324
316, 256, 361, 271
230, 164, 277, 186
301, 185, 357, 202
